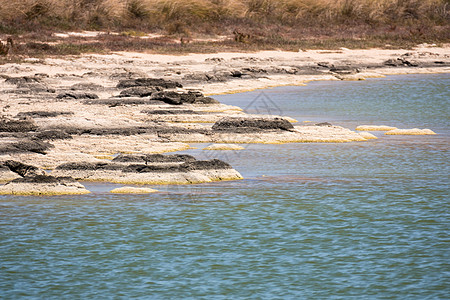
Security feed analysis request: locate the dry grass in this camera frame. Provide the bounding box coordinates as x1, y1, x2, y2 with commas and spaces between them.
0, 0, 448, 56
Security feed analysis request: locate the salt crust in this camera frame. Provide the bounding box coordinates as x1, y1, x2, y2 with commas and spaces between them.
203, 144, 245, 150
110, 187, 158, 194
356, 125, 398, 131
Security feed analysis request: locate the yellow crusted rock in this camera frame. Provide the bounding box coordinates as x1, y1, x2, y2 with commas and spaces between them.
385, 128, 436, 135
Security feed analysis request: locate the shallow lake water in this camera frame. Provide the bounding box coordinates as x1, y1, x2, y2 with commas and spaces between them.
1, 74, 449, 298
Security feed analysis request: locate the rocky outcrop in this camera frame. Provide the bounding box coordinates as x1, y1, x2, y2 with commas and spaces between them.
0, 161, 90, 195
0, 175, 90, 196
142, 109, 200, 115
4, 76, 41, 85
212, 117, 294, 132
2, 48, 443, 192
52, 157, 243, 184
33, 130, 72, 141
0, 117, 37, 132
117, 78, 182, 89
70, 83, 105, 91
11, 82, 55, 94
16, 111, 74, 118
384, 57, 419, 67
56, 92, 99, 99
118, 86, 160, 97
2, 160, 46, 177
0, 139, 53, 154
83, 98, 155, 106
0, 164, 20, 182
112, 153, 196, 164
150, 90, 219, 105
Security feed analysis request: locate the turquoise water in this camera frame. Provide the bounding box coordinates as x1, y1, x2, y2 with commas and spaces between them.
1, 74, 449, 299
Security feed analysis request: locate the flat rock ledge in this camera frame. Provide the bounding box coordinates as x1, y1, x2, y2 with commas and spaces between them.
110, 187, 158, 194
356, 125, 398, 131
385, 128, 436, 135
0, 175, 90, 196
167, 124, 370, 144
51, 157, 243, 184
203, 144, 245, 150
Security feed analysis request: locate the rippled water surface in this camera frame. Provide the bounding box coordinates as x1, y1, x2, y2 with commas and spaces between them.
1, 74, 449, 299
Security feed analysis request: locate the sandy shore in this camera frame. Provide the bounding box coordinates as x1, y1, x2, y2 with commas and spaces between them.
0, 44, 448, 192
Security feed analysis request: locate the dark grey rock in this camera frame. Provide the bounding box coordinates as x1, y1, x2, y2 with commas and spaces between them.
0, 117, 37, 132
56, 92, 99, 100
56, 158, 232, 175
330, 66, 358, 75
4, 76, 41, 85
117, 78, 182, 89
16, 111, 73, 118
113, 154, 196, 163
56, 162, 123, 171
2, 160, 45, 177
83, 98, 156, 106
142, 109, 200, 115
195, 97, 219, 104
384, 58, 419, 67
70, 83, 105, 91
2, 140, 53, 154
34, 130, 72, 140
118, 86, 160, 97
315, 122, 332, 127
16, 82, 55, 93
212, 117, 294, 132
9, 175, 77, 184
150, 90, 217, 105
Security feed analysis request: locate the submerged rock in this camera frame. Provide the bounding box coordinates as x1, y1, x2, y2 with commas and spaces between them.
110, 187, 158, 194
315, 122, 333, 127
384, 128, 436, 135
358, 132, 378, 140
356, 125, 398, 131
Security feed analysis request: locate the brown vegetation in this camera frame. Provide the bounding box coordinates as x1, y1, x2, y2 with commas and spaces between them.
0, 0, 448, 57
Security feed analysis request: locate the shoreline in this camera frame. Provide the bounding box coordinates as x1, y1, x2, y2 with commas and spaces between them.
204, 68, 449, 96
0, 45, 448, 194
